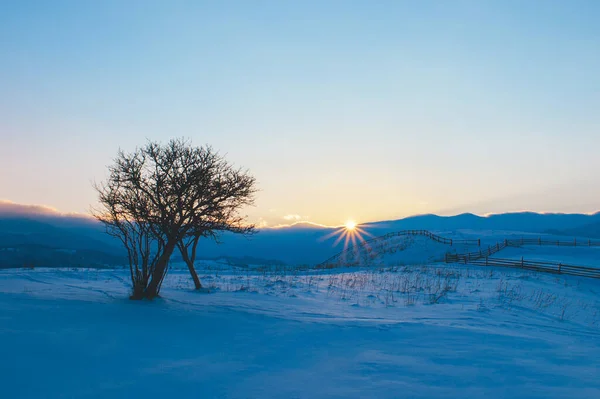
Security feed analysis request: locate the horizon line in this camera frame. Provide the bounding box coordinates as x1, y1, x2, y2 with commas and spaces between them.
1, 199, 599, 229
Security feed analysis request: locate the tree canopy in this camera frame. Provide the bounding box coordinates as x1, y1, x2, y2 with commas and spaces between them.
94, 138, 257, 299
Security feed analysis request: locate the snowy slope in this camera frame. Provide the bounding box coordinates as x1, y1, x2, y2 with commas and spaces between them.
325, 235, 478, 267
1, 265, 599, 399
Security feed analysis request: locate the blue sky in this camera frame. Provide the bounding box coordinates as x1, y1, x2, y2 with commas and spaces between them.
1, 0, 599, 226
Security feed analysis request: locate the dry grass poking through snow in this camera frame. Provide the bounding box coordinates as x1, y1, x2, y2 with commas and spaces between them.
164, 262, 600, 329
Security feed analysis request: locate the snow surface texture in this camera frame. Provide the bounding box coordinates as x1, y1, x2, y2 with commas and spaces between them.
1, 260, 600, 398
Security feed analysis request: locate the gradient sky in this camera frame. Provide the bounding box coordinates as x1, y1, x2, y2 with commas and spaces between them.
1, 0, 599, 227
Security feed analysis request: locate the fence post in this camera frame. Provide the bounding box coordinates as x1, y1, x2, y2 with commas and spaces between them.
521, 257, 524, 268
485, 257, 488, 266
558, 263, 562, 273
450, 239, 453, 246
478, 239, 481, 247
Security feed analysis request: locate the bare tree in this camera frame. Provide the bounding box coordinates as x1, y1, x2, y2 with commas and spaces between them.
93, 138, 257, 299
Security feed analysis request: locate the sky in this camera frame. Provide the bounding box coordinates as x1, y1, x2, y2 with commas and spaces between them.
1, 0, 599, 227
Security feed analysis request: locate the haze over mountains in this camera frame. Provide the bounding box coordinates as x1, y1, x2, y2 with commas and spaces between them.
1, 201, 599, 268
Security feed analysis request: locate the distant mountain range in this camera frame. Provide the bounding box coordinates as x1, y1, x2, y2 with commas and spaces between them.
0, 215, 125, 268
1, 203, 599, 268
366, 212, 600, 233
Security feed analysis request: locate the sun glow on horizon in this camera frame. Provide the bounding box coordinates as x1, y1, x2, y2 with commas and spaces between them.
319, 220, 375, 265
345, 220, 357, 231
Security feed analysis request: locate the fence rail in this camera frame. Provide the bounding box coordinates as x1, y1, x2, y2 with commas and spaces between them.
464, 257, 600, 279
505, 237, 600, 247
445, 237, 600, 264
446, 237, 600, 279
445, 241, 508, 263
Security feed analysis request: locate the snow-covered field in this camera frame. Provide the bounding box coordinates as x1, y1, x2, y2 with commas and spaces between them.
2, 257, 600, 398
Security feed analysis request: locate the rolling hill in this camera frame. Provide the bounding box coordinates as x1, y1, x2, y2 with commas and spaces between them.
1, 203, 599, 267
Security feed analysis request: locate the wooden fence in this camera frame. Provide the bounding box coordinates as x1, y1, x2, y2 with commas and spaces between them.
445, 237, 600, 279
445, 237, 600, 264
464, 257, 600, 279
506, 237, 600, 247
445, 242, 508, 263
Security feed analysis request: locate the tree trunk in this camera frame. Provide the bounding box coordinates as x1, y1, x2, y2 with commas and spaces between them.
187, 260, 202, 289
181, 249, 202, 289
144, 240, 177, 299
178, 235, 203, 290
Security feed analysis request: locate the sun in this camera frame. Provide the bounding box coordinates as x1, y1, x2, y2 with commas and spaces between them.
319, 220, 375, 265
345, 220, 357, 231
